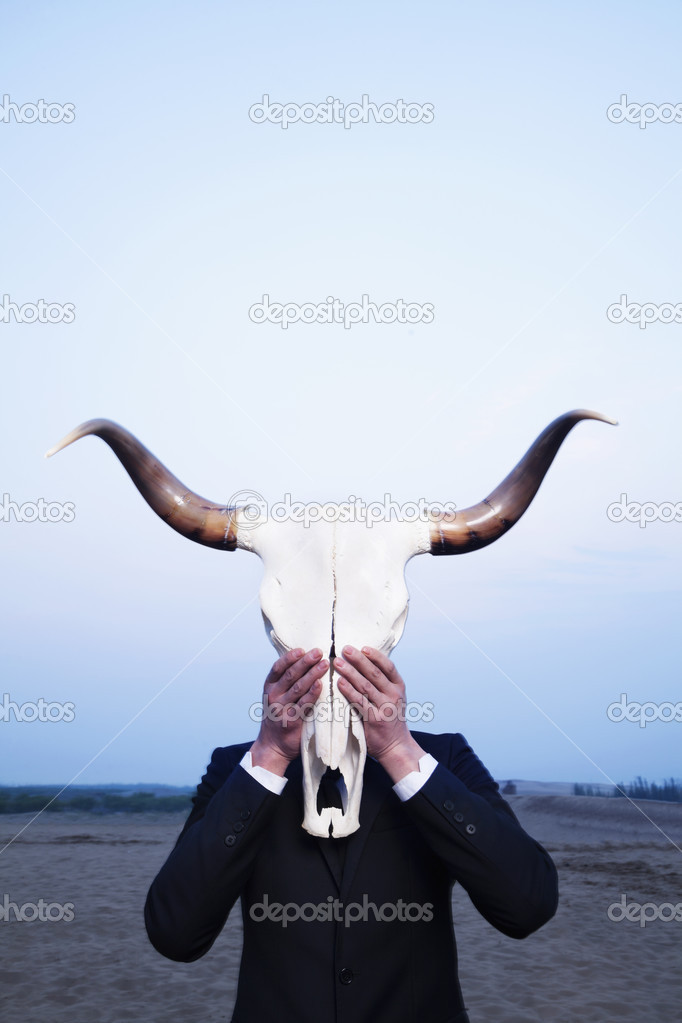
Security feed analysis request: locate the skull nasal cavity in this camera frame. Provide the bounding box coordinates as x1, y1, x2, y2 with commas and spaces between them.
317, 767, 344, 812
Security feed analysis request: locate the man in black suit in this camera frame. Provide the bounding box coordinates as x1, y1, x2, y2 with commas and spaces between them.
145, 645, 559, 1023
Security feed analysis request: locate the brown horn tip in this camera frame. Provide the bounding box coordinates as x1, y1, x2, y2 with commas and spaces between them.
47, 419, 240, 551
429, 409, 617, 555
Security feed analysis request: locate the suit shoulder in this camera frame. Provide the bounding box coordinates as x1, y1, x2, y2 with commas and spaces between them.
203, 741, 253, 780
172, 742, 254, 845
410, 730, 472, 762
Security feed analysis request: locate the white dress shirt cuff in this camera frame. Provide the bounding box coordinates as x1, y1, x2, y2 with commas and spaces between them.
240, 749, 288, 795
392, 753, 438, 802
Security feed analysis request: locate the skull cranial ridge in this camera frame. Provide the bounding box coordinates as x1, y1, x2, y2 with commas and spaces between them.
46, 409, 617, 838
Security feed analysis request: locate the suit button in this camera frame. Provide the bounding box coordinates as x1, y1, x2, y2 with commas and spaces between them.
234, 821, 245, 832
466, 823, 476, 834
443, 800, 454, 812
240, 810, 251, 820
454, 812, 464, 822
339, 968, 354, 985
224, 834, 236, 847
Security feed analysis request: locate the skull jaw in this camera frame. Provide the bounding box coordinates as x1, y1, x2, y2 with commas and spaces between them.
300, 698, 366, 838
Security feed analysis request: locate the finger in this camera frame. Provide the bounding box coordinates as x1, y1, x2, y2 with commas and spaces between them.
282, 658, 328, 703
334, 652, 382, 705
335, 673, 373, 720
359, 646, 403, 686
278, 673, 326, 730
297, 674, 325, 712
339, 646, 394, 696
264, 647, 305, 687
270, 648, 323, 693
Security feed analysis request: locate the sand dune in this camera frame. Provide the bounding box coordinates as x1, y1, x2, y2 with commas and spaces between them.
0, 795, 680, 1022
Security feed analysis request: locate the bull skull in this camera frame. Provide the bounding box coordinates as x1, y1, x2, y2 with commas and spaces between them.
47, 409, 615, 837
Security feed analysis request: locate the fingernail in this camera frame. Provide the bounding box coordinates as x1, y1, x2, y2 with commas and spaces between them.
343, 645, 355, 655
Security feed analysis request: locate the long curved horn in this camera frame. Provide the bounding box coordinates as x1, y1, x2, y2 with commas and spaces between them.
429, 409, 617, 555
46, 419, 239, 550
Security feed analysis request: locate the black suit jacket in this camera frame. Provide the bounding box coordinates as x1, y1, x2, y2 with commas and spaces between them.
144, 732, 558, 1023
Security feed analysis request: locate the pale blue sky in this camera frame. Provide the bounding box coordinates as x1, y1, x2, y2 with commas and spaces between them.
0, 0, 680, 790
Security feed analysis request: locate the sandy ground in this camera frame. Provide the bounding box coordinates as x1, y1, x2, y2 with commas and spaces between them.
0, 795, 680, 1023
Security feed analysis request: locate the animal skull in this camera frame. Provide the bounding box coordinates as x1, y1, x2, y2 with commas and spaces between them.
47, 409, 615, 837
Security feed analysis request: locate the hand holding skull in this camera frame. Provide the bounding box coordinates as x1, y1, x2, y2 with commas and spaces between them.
335, 646, 426, 783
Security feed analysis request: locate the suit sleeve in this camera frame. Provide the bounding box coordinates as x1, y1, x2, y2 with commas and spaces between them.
144, 745, 280, 962
402, 733, 558, 939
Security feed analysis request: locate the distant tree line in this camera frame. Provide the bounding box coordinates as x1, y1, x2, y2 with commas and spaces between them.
0, 787, 193, 814
573, 777, 682, 802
